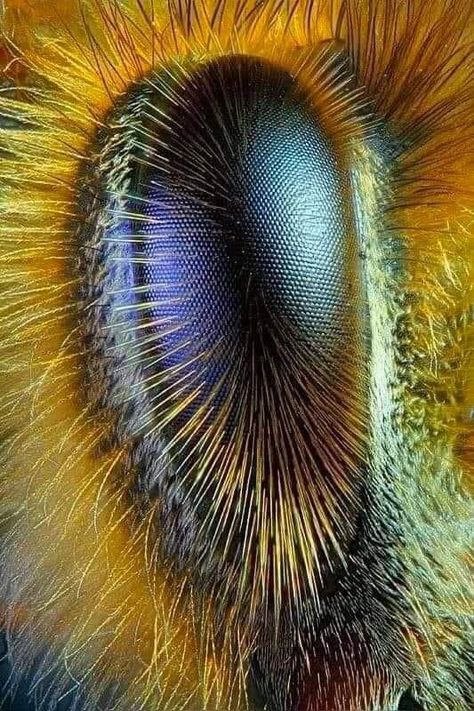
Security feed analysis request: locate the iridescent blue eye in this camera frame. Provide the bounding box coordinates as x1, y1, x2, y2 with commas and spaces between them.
78, 52, 369, 577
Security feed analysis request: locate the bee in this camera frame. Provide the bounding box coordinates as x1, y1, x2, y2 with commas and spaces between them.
0, 1, 473, 710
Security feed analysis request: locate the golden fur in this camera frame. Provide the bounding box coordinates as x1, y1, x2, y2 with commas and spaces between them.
0, 2, 472, 709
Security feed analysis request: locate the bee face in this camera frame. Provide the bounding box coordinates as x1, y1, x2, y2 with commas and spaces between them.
0, 2, 473, 711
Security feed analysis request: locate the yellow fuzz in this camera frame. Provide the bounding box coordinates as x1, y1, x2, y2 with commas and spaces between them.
0, 2, 472, 710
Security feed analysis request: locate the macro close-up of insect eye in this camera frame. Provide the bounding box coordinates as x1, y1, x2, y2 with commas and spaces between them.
0, 1, 473, 710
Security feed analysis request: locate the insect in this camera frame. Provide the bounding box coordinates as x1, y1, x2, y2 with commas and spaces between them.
0, 1, 473, 709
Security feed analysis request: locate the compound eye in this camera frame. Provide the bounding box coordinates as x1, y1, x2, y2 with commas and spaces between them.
79, 51, 369, 583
